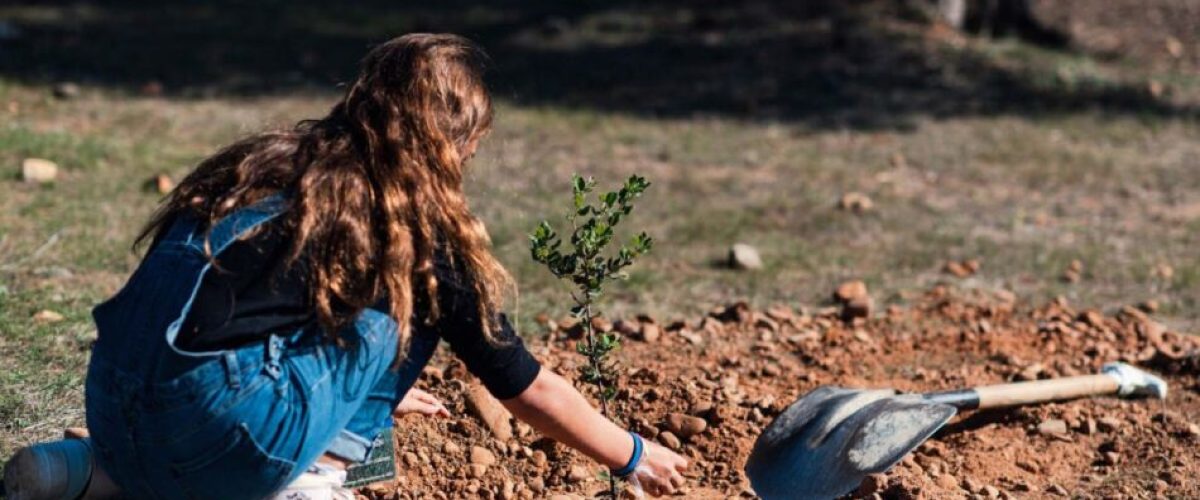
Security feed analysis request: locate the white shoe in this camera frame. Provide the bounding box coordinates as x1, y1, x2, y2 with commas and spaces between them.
272, 464, 355, 500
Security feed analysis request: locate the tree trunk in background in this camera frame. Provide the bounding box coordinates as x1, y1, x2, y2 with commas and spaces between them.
937, 0, 968, 29
930, 0, 1068, 47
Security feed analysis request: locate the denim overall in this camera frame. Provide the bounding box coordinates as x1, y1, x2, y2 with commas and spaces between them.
85, 197, 438, 499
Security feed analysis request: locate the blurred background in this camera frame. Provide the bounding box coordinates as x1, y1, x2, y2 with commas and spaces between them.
0, 0, 1197, 455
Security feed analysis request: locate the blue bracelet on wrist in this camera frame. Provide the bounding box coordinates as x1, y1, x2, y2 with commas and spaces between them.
612, 432, 644, 478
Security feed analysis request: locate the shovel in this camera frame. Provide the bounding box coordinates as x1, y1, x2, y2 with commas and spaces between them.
744, 362, 1167, 500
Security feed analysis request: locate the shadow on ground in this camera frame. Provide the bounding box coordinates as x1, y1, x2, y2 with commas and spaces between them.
0, 0, 1190, 129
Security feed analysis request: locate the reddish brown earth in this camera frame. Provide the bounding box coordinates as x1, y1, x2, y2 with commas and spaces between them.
364, 286, 1200, 499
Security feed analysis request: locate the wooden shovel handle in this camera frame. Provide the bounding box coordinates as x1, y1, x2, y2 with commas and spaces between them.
924, 374, 1121, 410
973, 374, 1120, 410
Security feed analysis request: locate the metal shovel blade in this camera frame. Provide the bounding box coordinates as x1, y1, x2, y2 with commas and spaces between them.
745, 387, 957, 500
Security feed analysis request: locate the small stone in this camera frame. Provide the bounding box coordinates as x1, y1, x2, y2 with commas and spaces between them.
1096, 417, 1122, 433
1062, 260, 1083, 283
839, 192, 873, 213
638, 323, 661, 343
403, 452, 420, 467
470, 446, 497, 466
567, 464, 590, 483
935, 473, 960, 490
1015, 363, 1044, 381
149, 174, 174, 194
443, 440, 461, 454
590, 316, 612, 333
613, 319, 639, 336
22, 158, 58, 183
1079, 310, 1105, 327
1037, 419, 1068, 436
855, 473, 887, 495
466, 383, 514, 441
528, 478, 545, 493
63, 428, 89, 439
32, 310, 65, 323
659, 431, 682, 450
52, 82, 80, 99
729, 243, 763, 270
982, 485, 1001, 498
468, 463, 488, 478
1137, 300, 1160, 313
1046, 484, 1068, 496
834, 280, 869, 302
531, 450, 548, 468
664, 413, 707, 439
1100, 451, 1120, 466
943, 260, 973, 278
841, 296, 872, 322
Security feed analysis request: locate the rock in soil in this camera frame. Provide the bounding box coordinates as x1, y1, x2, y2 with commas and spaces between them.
728, 243, 763, 270
21, 158, 58, 183
664, 413, 707, 439
466, 383, 513, 441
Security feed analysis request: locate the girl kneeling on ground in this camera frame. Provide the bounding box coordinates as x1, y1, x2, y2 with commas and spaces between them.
3, 33, 687, 499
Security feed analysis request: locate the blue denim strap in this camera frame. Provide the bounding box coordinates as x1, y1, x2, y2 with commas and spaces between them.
164, 194, 289, 358
222, 351, 242, 389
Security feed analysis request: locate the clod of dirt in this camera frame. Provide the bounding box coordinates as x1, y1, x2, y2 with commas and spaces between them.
21, 158, 58, 183
1062, 259, 1084, 283
466, 383, 514, 441
470, 446, 497, 466
833, 280, 873, 321
839, 192, 874, 214
638, 322, 661, 343
728, 243, 763, 270
658, 431, 682, 450
664, 413, 707, 439
834, 280, 868, 302
943, 259, 981, 278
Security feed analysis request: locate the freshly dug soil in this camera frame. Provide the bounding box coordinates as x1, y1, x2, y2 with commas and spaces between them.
365, 286, 1200, 499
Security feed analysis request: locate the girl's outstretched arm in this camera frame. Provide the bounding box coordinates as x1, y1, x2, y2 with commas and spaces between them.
501, 368, 689, 496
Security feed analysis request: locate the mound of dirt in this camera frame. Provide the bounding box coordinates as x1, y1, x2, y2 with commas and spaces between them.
365, 286, 1199, 499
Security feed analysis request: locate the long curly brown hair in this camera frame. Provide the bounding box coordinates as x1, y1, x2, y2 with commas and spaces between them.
137, 34, 511, 358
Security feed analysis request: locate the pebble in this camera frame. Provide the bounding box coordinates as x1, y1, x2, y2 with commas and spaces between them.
32, 310, 65, 323
1095, 416, 1122, 433
729, 243, 763, 270
665, 413, 708, 438
839, 192, 873, 213
150, 174, 174, 194
1037, 419, 1068, 436
470, 446, 497, 466
21, 158, 58, 183
659, 431, 682, 450
566, 464, 590, 483
639, 323, 661, 343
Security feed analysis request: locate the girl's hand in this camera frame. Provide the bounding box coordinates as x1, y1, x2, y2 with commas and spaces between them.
394, 388, 450, 417
629, 439, 689, 497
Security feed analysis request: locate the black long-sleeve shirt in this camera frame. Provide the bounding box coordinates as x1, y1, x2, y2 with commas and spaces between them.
175, 220, 540, 399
